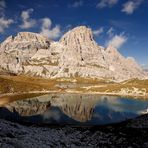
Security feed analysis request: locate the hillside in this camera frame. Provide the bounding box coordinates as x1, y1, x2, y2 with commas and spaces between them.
0, 75, 147, 98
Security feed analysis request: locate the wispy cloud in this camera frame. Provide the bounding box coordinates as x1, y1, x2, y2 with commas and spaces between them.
107, 33, 128, 49
0, 0, 14, 33
122, 0, 143, 14
109, 19, 132, 30
40, 18, 61, 39
19, 9, 61, 39
0, 0, 5, 16
107, 27, 114, 38
0, 0, 5, 8
141, 64, 148, 70
93, 27, 104, 36
97, 0, 118, 8
19, 8, 36, 29
0, 17, 14, 33
68, 0, 83, 8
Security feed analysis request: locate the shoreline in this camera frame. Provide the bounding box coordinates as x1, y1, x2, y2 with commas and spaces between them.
0, 90, 148, 99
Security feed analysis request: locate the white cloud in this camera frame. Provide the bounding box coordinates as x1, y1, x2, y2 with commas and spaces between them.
141, 64, 148, 70
66, 24, 72, 29
41, 17, 52, 29
107, 27, 114, 38
97, 0, 118, 8
19, 8, 36, 29
122, 0, 143, 14
0, 0, 6, 16
93, 27, 104, 36
40, 18, 61, 39
0, 0, 5, 8
0, 0, 14, 33
19, 11, 61, 39
107, 34, 127, 49
0, 17, 14, 33
69, 0, 83, 8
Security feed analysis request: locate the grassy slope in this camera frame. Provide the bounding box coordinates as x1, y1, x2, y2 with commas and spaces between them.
0, 75, 148, 97
0, 75, 57, 93
86, 79, 148, 92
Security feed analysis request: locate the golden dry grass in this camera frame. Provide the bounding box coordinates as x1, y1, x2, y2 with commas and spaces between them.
0, 75, 147, 97
81, 79, 148, 94
0, 75, 58, 93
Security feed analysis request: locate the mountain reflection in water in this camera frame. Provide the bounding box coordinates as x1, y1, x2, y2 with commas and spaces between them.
0, 94, 148, 125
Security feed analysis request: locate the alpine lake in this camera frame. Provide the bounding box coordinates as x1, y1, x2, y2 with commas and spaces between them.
0, 93, 148, 126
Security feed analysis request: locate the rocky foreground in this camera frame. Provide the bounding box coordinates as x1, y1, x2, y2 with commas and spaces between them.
0, 114, 148, 148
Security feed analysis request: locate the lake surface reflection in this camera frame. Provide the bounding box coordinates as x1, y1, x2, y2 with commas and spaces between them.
0, 94, 148, 125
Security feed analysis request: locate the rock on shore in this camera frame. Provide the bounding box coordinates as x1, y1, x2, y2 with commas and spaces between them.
0, 114, 148, 148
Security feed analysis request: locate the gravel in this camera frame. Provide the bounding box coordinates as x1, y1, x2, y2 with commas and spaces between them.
0, 114, 148, 148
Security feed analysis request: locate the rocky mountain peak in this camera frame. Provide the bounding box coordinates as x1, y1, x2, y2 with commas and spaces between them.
106, 45, 121, 55
0, 26, 147, 81
60, 26, 97, 49
15, 32, 50, 43
1, 32, 50, 44
0, 32, 51, 53
59, 26, 104, 66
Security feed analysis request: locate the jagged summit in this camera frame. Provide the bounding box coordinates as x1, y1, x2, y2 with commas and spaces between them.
1, 32, 50, 44
15, 32, 50, 42
105, 45, 124, 60
0, 32, 51, 53
59, 26, 106, 67
60, 26, 97, 48
0, 26, 147, 81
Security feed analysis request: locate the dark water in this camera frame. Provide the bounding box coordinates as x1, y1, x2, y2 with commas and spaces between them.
0, 94, 148, 125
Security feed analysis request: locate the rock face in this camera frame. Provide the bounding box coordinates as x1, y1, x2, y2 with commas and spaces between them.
0, 32, 51, 74
0, 26, 147, 81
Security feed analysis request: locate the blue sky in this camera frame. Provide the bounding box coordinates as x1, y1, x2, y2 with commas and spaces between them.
0, 0, 148, 67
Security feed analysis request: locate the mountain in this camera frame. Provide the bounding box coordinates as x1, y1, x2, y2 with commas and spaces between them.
0, 26, 147, 81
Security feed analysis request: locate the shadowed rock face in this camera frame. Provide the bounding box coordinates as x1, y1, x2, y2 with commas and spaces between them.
0, 26, 147, 81
0, 117, 148, 148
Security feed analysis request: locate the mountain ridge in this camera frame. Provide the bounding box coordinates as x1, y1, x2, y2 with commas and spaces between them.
0, 26, 147, 81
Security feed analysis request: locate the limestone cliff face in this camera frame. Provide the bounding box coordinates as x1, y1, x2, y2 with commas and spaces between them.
0, 32, 51, 54
0, 32, 52, 74
59, 26, 105, 65
0, 26, 147, 81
